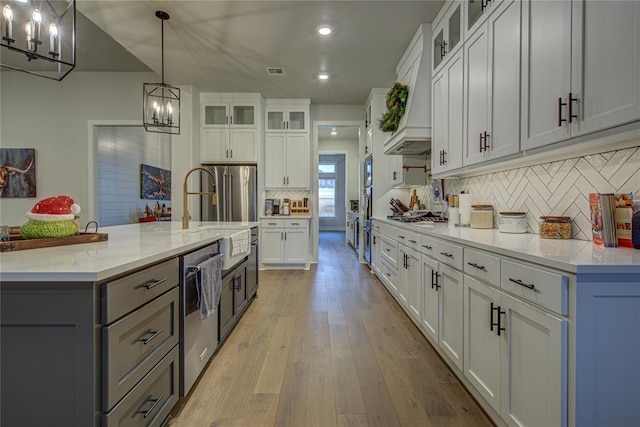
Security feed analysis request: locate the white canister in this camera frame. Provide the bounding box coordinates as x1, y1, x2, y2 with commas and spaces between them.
448, 207, 459, 227
498, 212, 527, 233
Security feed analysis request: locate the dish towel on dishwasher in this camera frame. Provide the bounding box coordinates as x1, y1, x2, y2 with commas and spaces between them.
230, 229, 250, 256
196, 253, 223, 320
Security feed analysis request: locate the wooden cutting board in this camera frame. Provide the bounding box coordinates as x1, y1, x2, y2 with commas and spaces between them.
0, 231, 108, 252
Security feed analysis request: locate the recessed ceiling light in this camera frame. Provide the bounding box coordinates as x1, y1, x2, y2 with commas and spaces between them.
317, 26, 333, 36
331, 130, 337, 135
318, 72, 329, 80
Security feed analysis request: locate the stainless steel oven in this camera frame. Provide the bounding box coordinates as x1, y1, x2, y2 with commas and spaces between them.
180, 241, 220, 396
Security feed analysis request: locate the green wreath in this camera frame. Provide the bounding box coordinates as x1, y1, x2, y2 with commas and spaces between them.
377, 82, 409, 133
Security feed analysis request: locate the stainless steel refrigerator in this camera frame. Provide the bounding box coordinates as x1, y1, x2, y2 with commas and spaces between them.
201, 165, 257, 222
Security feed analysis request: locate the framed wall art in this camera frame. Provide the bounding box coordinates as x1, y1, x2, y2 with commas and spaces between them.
141, 164, 171, 200
0, 148, 36, 198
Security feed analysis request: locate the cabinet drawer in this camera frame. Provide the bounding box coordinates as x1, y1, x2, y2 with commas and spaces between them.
261, 219, 285, 228
379, 235, 398, 268
437, 241, 463, 270
102, 258, 179, 323
501, 259, 568, 315
285, 219, 308, 229
464, 248, 500, 285
103, 288, 179, 410
379, 257, 398, 288
103, 345, 179, 427
397, 230, 420, 250
420, 235, 439, 258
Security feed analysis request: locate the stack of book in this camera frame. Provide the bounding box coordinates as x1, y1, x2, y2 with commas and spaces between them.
589, 192, 634, 248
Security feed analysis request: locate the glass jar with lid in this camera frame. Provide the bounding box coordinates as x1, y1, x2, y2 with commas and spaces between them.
539, 216, 572, 239
470, 205, 494, 229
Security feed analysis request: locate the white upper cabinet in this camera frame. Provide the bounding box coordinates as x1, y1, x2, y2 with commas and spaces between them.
465, 0, 503, 36
464, 0, 520, 166
522, 0, 640, 151
265, 100, 309, 133
433, 0, 463, 73
202, 102, 258, 128
200, 93, 262, 163
264, 133, 309, 189
432, 49, 464, 175
570, 0, 640, 137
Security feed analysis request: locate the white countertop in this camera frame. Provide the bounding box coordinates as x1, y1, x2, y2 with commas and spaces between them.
375, 218, 640, 274
0, 221, 259, 283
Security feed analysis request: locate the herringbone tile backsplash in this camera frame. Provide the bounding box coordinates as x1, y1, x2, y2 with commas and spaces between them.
416, 146, 640, 241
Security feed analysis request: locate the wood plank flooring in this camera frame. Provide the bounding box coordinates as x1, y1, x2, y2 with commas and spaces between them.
169, 232, 493, 427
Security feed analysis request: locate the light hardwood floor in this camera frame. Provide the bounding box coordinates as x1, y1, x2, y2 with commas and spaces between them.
169, 231, 493, 427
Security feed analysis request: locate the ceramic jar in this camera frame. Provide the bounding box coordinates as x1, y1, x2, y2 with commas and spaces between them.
498, 212, 527, 234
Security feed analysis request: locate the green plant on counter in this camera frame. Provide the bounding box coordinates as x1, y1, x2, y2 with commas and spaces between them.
378, 82, 409, 133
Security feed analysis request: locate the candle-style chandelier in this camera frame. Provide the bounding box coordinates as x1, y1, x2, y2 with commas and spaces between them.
143, 10, 180, 135
1, 0, 76, 80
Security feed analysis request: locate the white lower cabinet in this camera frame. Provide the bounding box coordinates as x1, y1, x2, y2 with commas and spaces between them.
439, 263, 464, 371
260, 218, 309, 266
421, 255, 440, 344
464, 275, 567, 427
398, 244, 422, 321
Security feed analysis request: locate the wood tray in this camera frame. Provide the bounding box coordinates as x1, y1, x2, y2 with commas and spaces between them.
1, 231, 109, 252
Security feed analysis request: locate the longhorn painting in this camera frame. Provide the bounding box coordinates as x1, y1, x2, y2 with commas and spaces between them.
0, 149, 36, 198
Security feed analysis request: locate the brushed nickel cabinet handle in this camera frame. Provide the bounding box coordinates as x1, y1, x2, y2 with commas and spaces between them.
139, 329, 164, 345
137, 278, 166, 290
139, 394, 165, 418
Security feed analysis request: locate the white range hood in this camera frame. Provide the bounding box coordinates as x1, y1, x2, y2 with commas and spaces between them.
383, 23, 432, 155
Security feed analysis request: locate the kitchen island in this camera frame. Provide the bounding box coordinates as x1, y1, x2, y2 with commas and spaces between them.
0, 221, 259, 427
371, 218, 640, 427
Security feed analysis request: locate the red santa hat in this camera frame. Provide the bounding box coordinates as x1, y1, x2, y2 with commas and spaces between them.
26, 195, 81, 222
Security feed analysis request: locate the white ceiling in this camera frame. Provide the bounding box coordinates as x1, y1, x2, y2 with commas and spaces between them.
78, 1, 444, 105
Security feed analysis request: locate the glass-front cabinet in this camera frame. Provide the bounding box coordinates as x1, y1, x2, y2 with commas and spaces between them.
265, 105, 308, 132
466, 0, 501, 36
202, 103, 257, 128
433, 0, 462, 72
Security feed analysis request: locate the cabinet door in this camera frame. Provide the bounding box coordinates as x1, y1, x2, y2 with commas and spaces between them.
447, 52, 464, 171
364, 128, 372, 157
201, 129, 229, 162
432, 67, 449, 175
439, 264, 464, 371
264, 134, 286, 188
230, 104, 256, 128
521, 0, 572, 150
371, 232, 380, 274
463, 276, 502, 413
407, 248, 422, 324
464, 24, 490, 166
390, 155, 403, 186
571, 0, 640, 136
433, 25, 446, 71
447, 3, 462, 57
287, 109, 307, 132
397, 246, 410, 308
261, 229, 284, 263
487, 0, 521, 160
229, 130, 257, 162
203, 103, 229, 127
284, 227, 308, 264
421, 255, 439, 343
266, 108, 286, 132
285, 134, 309, 189
500, 293, 567, 427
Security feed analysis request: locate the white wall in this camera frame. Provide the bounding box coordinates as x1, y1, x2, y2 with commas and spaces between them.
97, 126, 171, 226
319, 138, 359, 205
0, 71, 159, 227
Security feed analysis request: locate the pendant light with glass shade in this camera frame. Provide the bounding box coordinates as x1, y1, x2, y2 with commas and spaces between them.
143, 11, 180, 135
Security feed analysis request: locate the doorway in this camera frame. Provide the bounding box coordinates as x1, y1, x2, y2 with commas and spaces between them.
318, 154, 346, 231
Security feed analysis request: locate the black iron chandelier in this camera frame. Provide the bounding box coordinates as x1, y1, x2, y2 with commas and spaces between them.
1, 0, 76, 80
143, 10, 180, 135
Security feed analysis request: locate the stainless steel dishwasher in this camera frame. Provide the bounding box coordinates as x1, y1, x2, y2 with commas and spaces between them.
180, 241, 221, 397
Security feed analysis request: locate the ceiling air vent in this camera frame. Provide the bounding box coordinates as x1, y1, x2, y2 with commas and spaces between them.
266, 67, 285, 76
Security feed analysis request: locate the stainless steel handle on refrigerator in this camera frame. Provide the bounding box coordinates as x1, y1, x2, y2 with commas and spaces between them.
222, 172, 228, 221
229, 173, 233, 221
